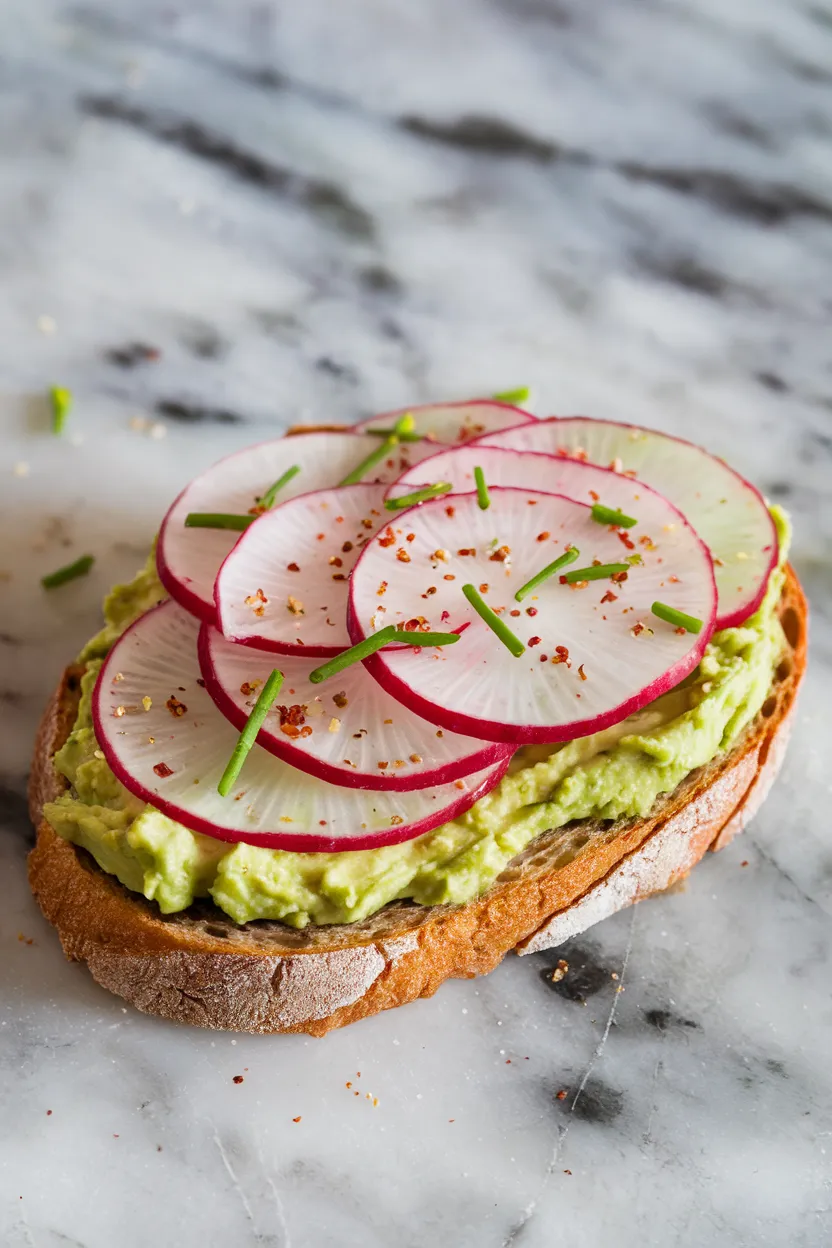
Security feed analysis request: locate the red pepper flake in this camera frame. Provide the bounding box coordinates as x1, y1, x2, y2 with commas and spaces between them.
510, 609, 521, 617
526, 607, 538, 616
153, 762, 174, 778
240, 680, 261, 696
536, 531, 550, 542
445, 505, 455, 517
342, 541, 354, 553
639, 534, 656, 549
432, 549, 450, 563
675, 626, 686, 635
287, 595, 305, 615
46, 1109, 52, 1115
551, 646, 570, 666
458, 547, 476, 557
422, 586, 437, 598
329, 555, 343, 568
278, 704, 306, 727
316, 533, 325, 541
287, 562, 300, 573
556, 1089, 568, 1101
377, 761, 389, 770
589, 490, 600, 502
378, 527, 396, 548
333, 691, 348, 709
612, 570, 629, 584
292, 1116, 302, 1123
377, 581, 388, 595
335, 516, 344, 524
233, 1075, 244, 1085
440, 610, 450, 622
401, 616, 430, 632
528, 636, 542, 647
332, 573, 347, 581
454, 780, 465, 790
245, 588, 268, 611
281, 723, 313, 739
409, 753, 422, 764
539, 654, 548, 662
396, 548, 411, 563
668, 574, 680, 583
406, 532, 416, 542
600, 590, 618, 604
489, 545, 510, 563
443, 573, 456, 581
616, 530, 635, 550
479, 583, 489, 593
390, 815, 403, 825
165, 696, 187, 718
362, 518, 375, 530
578, 664, 587, 681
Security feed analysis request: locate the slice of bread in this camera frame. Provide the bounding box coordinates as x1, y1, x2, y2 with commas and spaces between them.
27, 567, 807, 1036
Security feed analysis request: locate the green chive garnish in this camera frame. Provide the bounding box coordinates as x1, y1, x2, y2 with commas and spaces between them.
309, 627, 398, 683
651, 601, 703, 634
514, 547, 579, 602
50, 385, 72, 435
492, 386, 531, 406
591, 503, 637, 529
365, 428, 422, 443
474, 466, 490, 511
259, 464, 301, 511
340, 413, 414, 487
384, 482, 453, 510
184, 513, 254, 531
218, 669, 284, 797
41, 554, 94, 589
564, 562, 629, 583
396, 631, 460, 647
462, 584, 525, 658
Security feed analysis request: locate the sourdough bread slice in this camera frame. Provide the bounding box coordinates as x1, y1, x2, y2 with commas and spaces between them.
27, 567, 807, 1036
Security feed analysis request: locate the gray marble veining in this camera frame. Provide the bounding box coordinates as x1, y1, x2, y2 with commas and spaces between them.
2, 1, 831, 1244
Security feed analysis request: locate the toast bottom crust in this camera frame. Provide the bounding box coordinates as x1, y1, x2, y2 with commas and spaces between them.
27, 567, 808, 1035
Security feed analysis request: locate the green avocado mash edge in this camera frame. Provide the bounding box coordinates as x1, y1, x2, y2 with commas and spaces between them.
43, 510, 791, 929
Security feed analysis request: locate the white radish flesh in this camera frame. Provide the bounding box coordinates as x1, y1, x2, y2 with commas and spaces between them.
93, 601, 509, 851
157, 431, 395, 623
477, 417, 777, 628
349, 487, 716, 744
199, 621, 511, 790
214, 483, 388, 657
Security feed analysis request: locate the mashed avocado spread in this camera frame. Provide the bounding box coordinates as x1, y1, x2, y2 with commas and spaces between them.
44, 510, 790, 928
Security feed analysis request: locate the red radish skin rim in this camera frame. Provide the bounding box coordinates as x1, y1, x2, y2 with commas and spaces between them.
348, 488, 718, 746
352, 398, 538, 438
475, 414, 778, 631
197, 622, 512, 792
91, 605, 512, 852
212, 482, 386, 660
156, 430, 369, 625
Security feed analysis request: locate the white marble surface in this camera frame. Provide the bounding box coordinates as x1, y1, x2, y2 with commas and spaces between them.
2, 1, 832, 1244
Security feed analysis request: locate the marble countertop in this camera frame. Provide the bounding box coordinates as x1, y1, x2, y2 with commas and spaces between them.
2, 1, 832, 1244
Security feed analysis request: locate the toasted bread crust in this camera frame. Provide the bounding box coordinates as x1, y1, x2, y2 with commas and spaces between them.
27, 567, 807, 1035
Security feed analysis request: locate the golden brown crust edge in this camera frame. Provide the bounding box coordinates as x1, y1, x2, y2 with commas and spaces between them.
27, 567, 808, 1035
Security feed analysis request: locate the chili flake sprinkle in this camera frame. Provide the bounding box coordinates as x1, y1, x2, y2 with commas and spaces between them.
287, 595, 305, 615
166, 696, 187, 718
333, 691, 349, 709
551, 646, 571, 666
528, 636, 542, 647
600, 590, 618, 604
396, 548, 411, 563
329, 556, 343, 567
378, 527, 396, 547
536, 531, 550, 542
153, 762, 174, 778
287, 562, 300, 572
342, 541, 354, 553
578, 664, 587, 681
458, 547, 476, 557
489, 545, 511, 563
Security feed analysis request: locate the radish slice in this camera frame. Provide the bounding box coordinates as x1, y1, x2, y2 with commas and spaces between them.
386, 445, 644, 511
214, 483, 388, 657
349, 487, 716, 744
476, 417, 777, 629
93, 601, 509, 851
157, 431, 391, 624
353, 400, 536, 472
198, 621, 511, 791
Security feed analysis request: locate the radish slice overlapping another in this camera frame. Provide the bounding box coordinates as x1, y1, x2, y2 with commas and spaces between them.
352, 400, 536, 471
93, 601, 510, 850
157, 431, 391, 624
476, 417, 776, 628
349, 487, 716, 744
198, 621, 511, 791
386, 445, 646, 511
215, 483, 388, 657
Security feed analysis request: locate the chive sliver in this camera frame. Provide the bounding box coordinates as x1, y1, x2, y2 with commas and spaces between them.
184, 513, 254, 531
41, 554, 94, 589
474, 466, 490, 511
50, 385, 72, 436
462, 584, 525, 657
651, 601, 703, 634
591, 503, 637, 529
492, 386, 531, 406
309, 626, 397, 683
563, 562, 629, 583
396, 631, 460, 646
384, 482, 453, 510
218, 669, 284, 796
259, 464, 301, 511
514, 547, 579, 602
